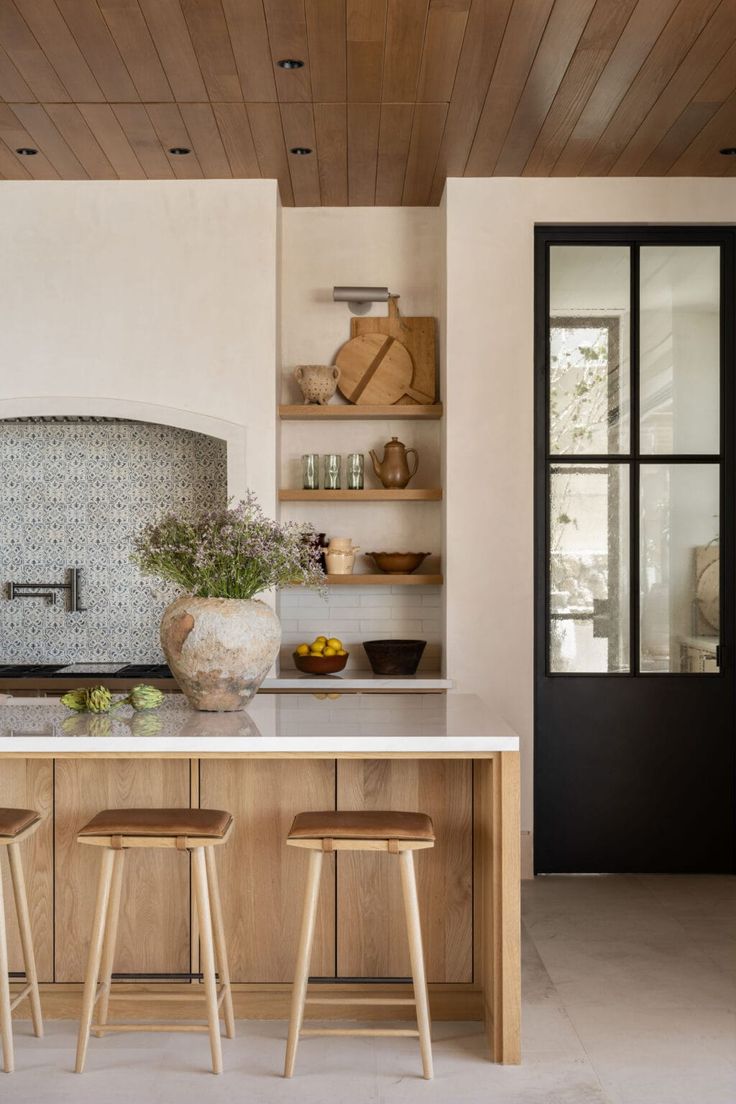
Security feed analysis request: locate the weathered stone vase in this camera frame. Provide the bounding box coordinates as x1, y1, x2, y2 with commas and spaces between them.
160, 595, 281, 711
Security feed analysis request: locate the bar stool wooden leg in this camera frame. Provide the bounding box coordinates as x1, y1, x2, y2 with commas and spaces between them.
192, 847, 222, 1075
7, 842, 43, 1040
75, 848, 115, 1073
399, 849, 433, 1080
205, 846, 235, 1040
94, 850, 125, 1032
284, 848, 323, 1078
0, 862, 13, 1073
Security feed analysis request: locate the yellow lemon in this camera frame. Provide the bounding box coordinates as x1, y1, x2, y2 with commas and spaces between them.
315, 635, 327, 643
327, 638, 342, 651
311, 640, 326, 653
337, 649, 347, 656
323, 646, 336, 656
296, 644, 310, 656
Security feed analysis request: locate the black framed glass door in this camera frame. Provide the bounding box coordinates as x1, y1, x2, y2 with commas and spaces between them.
534, 226, 735, 873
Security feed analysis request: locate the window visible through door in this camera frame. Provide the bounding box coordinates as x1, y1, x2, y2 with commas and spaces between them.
545, 240, 722, 675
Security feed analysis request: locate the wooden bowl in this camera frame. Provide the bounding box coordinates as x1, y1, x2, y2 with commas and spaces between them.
366, 551, 430, 574
293, 652, 349, 675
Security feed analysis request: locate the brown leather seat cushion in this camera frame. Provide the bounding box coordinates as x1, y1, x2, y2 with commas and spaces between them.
288, 810, 434, 842
0, 808, 40, 839
78, 808, 233, 839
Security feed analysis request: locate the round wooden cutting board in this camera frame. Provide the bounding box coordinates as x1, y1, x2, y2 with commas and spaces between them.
336, 333, 431, 405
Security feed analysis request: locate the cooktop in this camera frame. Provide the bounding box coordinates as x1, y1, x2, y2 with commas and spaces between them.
0, 663, 173, 679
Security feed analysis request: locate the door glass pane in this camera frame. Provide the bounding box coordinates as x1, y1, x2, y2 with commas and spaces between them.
640, 464, 719, 673
640, 246, 720, 454
550, 464, 630, 672
549, 246, 630, 454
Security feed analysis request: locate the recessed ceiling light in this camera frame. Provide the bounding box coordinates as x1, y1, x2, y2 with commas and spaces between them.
290, 147, 312, 156
168, 147, 191, 155
277, 59, 304, 69
719, 147, 736, 155
16, 147, 37, 156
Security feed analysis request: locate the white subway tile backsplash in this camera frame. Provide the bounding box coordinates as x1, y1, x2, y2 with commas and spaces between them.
291, 591, 331, 607
361, 593, 423, 607
296, 620, 362, 634
354, 607, 395, 620
326, 606, 365, 619
358, 620, 394, 634
421, 592, 443, 606
277, 583, 443, 670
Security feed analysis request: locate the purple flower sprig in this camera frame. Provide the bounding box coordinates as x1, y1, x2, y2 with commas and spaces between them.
132, 492, 325, 600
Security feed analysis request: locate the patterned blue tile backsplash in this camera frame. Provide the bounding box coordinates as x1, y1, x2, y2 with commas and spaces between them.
0, 420, 227, 663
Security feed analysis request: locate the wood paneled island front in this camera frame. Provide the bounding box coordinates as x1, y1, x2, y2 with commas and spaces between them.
0, 693, 520, 1063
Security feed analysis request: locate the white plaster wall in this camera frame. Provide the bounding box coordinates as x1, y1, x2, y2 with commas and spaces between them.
0, 179, 279, 511
279, 206, 441, 396
444, 177, 736, 833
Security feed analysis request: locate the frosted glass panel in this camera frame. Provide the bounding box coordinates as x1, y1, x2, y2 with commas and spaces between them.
549, 465, 630, 673
640, 464, 719, 673
640, 246, 720, 454
549, 246, 630, 455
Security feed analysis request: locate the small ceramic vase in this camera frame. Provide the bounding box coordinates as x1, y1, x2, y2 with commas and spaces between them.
294, 364, 341, 405
325, 537, 359, 575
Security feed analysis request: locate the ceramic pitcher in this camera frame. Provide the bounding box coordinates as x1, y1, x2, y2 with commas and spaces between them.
369, 437, 419, 489
325, 537, 359, 575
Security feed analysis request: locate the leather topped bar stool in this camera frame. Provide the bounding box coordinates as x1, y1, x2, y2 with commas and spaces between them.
0, 808, 44, 1073
284, 809, 435, 1080
74, 807, 235, 1075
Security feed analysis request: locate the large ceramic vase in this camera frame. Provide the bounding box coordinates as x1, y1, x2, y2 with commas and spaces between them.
160, 595, 281, 711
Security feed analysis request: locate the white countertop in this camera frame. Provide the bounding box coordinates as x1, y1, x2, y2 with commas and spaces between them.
262, 674, 453, 691
0, 693, 518, 756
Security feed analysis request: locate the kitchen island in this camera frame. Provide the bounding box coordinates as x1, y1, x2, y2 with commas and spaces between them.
0, 693, 520, 1063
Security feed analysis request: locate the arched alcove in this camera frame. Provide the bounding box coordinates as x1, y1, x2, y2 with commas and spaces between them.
0, 403, 239, 665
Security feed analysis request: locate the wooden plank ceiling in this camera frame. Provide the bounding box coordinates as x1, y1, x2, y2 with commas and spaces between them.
0, 0, 735, 203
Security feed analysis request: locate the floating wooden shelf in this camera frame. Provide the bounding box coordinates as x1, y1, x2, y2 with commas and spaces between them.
279, 489, 442, 502
325, 574, 443, 586
279, 404, 443, 420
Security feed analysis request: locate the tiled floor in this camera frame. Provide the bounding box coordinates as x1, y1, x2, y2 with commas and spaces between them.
6, 876, 736, 1103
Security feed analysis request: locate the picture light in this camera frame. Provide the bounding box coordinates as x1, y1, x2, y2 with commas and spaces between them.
333, 286, 394, 315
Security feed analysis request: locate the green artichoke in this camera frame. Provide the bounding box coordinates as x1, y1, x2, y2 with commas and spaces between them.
87, 686, 113, 714
126, 684, 164, 712
61, 688, 89, 712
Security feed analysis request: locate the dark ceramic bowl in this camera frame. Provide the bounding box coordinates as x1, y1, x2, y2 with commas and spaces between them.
362, 639, 427, 676
293, 651, 349, 675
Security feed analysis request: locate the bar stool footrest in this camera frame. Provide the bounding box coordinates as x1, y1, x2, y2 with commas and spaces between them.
104, 985, 228, 1004
9, 983, 33, 1013
305, 996, 416, 1006
300, 1028, 420, 1038
91, 1023, 211, 1036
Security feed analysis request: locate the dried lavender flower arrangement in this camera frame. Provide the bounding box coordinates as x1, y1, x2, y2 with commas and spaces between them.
131, 492, 325, 600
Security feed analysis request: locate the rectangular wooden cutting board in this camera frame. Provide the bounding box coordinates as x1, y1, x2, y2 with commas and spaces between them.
349, 298, 437, 403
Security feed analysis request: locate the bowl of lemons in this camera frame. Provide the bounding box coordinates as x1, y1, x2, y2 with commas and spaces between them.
293, 636, 349, 675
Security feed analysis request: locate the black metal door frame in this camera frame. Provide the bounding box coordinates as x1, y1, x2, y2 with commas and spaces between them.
534, 224, 736, 873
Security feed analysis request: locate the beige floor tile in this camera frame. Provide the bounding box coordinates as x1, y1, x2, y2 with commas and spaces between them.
532, 935, 736, 1010
4, 876, 734, 1104
563, 1004, 736, 1104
